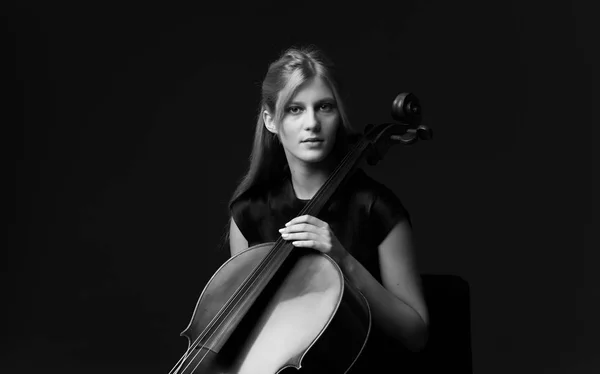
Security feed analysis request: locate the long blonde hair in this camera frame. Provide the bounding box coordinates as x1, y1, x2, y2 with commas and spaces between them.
222, 45, 357, 247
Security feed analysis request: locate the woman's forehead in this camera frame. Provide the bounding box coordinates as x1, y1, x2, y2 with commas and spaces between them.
290, 77, 334, 103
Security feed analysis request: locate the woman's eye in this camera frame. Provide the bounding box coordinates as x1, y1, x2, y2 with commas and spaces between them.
320, 103, 334, 111
287, 106, 302, 114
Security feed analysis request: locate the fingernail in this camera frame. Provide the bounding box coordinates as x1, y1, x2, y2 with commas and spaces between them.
285, 222, 290, 226
278, 228, 284, 232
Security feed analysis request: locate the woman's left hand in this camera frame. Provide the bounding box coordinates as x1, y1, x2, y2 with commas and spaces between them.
279, 215, 349, 264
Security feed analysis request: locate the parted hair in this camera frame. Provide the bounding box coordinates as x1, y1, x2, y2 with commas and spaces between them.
223, 45, 357, 247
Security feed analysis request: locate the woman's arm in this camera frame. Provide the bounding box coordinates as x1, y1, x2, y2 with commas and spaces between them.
341, 219, 429, 352
229, 217, 249, 256
281, 215, 429, 352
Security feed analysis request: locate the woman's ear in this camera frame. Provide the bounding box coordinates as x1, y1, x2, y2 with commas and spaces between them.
263, 110, 277, 134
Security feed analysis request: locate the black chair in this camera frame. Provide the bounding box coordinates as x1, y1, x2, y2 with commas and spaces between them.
418, 274, 473, 373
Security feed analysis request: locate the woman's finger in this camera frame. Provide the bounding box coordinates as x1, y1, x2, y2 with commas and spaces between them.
280, 231, 321, 242
285, 214, 326, 228
291, 240, 323, 251
280, 223, 321, 234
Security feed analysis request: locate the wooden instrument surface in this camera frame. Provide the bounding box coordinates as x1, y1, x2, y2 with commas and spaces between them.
175, 243, 370, 374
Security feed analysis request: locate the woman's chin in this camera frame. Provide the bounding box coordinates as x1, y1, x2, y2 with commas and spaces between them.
297, 150, 333, 165
285, 146, 336, 167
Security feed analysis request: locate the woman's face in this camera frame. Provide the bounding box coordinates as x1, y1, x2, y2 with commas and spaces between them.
265, 76, 340, 167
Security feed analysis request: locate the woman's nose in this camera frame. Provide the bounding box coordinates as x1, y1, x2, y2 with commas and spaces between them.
304, 110, 321, 131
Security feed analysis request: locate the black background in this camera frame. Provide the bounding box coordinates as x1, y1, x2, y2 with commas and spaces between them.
9, 0, 597, 373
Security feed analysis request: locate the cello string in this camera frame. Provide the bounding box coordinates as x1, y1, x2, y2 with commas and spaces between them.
176, 135, 368, 372
182, 247, 284, 373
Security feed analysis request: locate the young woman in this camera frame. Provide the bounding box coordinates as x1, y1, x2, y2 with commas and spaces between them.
227, 46, 429, 372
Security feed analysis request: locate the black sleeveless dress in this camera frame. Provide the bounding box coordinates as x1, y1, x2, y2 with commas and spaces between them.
230, 168, 420, 373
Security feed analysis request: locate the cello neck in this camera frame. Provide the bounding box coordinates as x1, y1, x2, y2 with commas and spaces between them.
295, 139, 369, 221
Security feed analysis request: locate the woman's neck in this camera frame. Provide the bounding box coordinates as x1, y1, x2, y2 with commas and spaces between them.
287, 160, 335, 200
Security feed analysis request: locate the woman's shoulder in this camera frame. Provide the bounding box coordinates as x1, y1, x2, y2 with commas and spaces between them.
230, 185, 268, 213
230, 179, 287, 216
347, 168, 410, 223
348, 168, 400, 200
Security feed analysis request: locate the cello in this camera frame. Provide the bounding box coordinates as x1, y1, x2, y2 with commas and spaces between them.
169, 93, 432, 374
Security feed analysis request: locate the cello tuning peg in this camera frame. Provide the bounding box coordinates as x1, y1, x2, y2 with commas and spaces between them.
391, 130, 418, 144
417, 125, 433, 140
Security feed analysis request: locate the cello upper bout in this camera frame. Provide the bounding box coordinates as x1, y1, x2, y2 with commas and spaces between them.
180, 242, 275, 343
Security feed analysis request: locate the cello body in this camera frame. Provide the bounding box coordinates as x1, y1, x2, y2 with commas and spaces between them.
174, 242, 371, 374
169, 106, 432, 373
